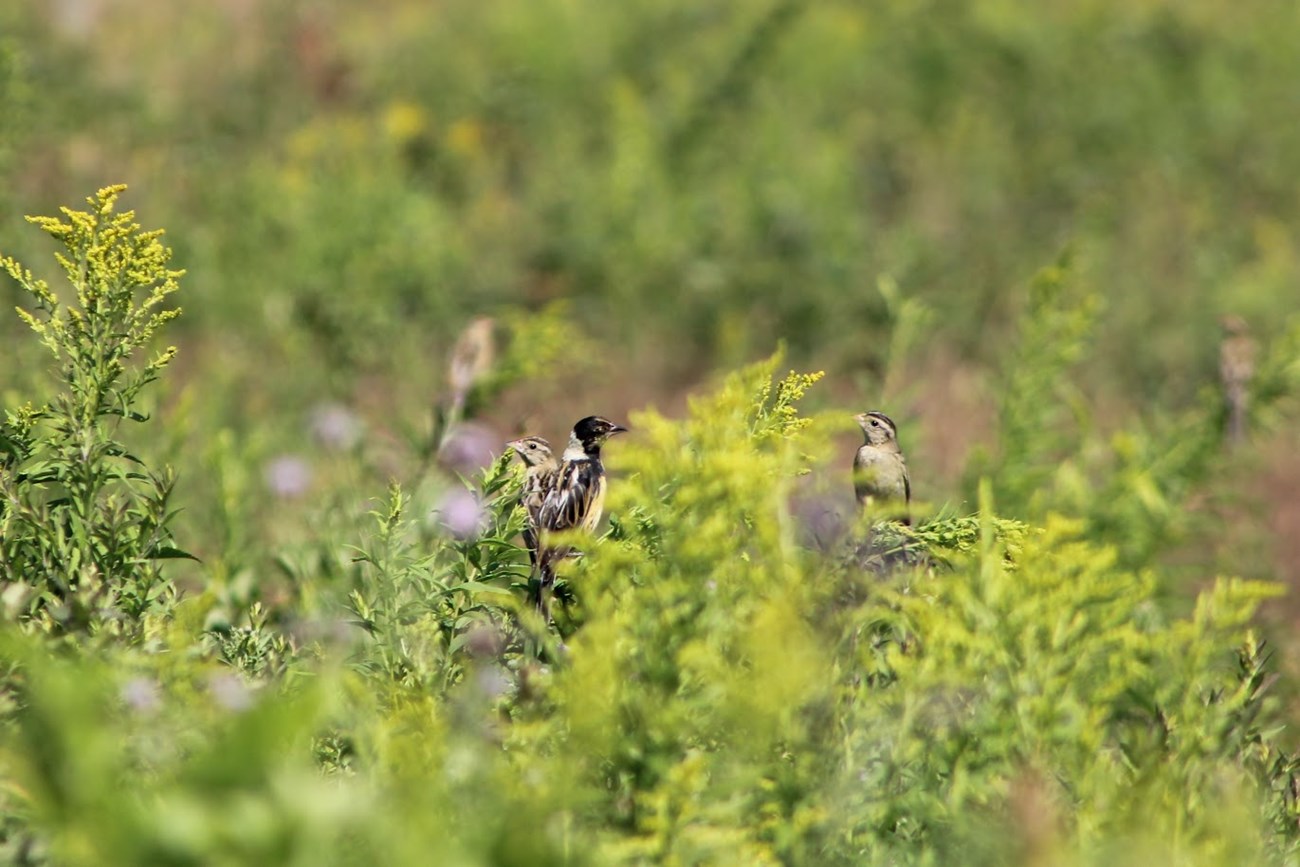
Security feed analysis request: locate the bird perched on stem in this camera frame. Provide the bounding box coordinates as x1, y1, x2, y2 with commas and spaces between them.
536, 416, 628, 621
446, 317, 496, 418
432, 317, 497, 467
506, 436, 557, 569
853, 411, 910, 525
1219, 314, 1255, 448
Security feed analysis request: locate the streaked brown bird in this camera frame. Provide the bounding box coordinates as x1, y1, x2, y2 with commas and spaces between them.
506, 435, 557, 569
853, 410, 911, 525
1219, 314, 1255, 448
536, 416, 628, 620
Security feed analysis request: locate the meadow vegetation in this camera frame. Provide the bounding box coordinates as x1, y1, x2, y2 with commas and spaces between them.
3, 1, 1300, 864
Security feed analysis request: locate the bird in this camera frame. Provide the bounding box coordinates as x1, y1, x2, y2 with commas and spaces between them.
1219, 314, 1255, 448
535, 415, 628, 620
446, 316, 496, 419
853, 411, 911, 525
505, 435, 557, 569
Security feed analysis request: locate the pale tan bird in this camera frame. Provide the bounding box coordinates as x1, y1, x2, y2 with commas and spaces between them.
1219, 314, 1255, 447
446, 317, 496, 417
506, 435, 557, 569
853, 411, 911, 525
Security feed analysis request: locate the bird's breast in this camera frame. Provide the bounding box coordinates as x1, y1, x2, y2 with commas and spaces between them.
582, 475, 607, 532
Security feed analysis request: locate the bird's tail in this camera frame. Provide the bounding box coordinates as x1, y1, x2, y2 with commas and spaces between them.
535, 548, 559, 623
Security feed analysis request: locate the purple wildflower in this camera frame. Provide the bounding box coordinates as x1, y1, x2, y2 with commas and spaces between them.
435, 488, 487, 540
438, 423, 498, 476
264, 455, 312, 499
309, 403, 362, 451
120, 677, 161, 714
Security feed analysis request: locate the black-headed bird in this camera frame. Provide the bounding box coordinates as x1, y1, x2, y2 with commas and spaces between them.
536, 415, 628, 620
853, 411, 911, 525
506, 435, 557, 569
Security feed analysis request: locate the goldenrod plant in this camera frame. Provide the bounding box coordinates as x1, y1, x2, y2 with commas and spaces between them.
0, 186, 187, 639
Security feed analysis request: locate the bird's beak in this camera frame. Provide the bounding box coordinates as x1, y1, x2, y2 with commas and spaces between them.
609, 424, 629, 435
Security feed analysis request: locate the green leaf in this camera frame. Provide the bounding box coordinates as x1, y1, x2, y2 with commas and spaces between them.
146, 545, 199, 562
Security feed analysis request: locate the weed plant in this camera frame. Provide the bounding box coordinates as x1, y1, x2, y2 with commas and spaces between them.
0, 186, 187, 641
1, 191, 1299, 864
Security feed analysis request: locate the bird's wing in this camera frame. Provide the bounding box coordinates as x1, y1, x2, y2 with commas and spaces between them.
539, 459, 593, 532
522, 468, 555, 526
851, 448, 873, 504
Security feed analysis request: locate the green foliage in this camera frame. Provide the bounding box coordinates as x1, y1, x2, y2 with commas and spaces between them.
13, 0, 1300, 388
972, 250, 1101, 515
5, 2, 1300, 850
833, 508, 1289, 862
875, 274, 936, 406
0, 328, 1295, 864
479, 304, 598, 409
1253, 316, 1300, 429
0, 186, 187, 639
491, 367, 1295, 864
208, 602, 297, 682
974, 254, 1300, 572
346, 464, 530, 696
0, 38, 28, 216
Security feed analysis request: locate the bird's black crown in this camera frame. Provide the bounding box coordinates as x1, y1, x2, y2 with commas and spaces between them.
573, 415, 628, 444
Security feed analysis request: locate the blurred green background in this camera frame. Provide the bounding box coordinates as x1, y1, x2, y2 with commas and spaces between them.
6, 0, 1300, 612
3, 0, 1299, 608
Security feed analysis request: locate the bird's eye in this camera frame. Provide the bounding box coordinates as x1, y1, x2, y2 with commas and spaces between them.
870, 420, 879, 427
